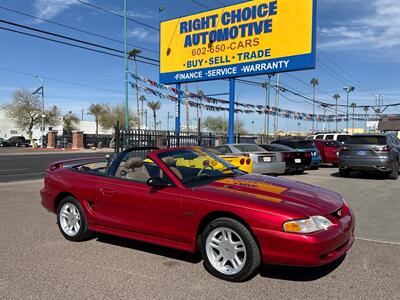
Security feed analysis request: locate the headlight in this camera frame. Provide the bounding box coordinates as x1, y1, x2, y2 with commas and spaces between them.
283, 216, 333, 233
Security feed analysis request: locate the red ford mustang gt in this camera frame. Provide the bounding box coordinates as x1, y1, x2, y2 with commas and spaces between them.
41, 147, 355, 282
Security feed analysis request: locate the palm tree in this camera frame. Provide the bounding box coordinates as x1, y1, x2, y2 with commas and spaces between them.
139, 95, 146, 128
333, 94, 340, 132
363, 106, 369, 133
351, 102, 357, 134
63, 111, 80, 135
128, 48, 142, 129
197, 89, 205, 132
147, 101, 161, 130
87, 103, 105, 136
310, 78, 319, 132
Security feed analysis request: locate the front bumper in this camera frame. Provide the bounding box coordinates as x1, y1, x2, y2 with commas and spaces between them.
339, 157, 391, 172
253, 162, 286, 175
254, 213, 355, 267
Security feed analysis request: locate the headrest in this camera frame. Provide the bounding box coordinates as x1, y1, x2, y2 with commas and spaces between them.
125, 157, 144, 169
162, 156, 177, 167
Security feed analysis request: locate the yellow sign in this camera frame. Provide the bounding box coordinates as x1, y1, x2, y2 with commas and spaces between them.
160, 0, 316, 84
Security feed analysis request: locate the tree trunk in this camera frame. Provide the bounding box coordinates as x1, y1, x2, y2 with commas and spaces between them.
28, 124, 34, 147
95, 117, 99, 136
134, 59, 140, 129
153, 111, 156, 131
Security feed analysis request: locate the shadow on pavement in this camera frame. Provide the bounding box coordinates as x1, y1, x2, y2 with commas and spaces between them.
331, 170, 389, 180
95, 233, 202, 264
259, 255, 345, 282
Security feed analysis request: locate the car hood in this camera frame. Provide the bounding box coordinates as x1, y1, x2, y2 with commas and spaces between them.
195, 174, 342, 216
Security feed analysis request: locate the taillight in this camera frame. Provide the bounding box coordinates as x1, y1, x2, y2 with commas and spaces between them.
246, 158, 251, 165
282, 152, 291, 159
304, 152, 311, 158
374, 145, 390, 152
240, 158, 245, 165
49, 162, 63, 171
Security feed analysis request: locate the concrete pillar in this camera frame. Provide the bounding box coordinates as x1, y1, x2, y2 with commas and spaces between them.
72, 131, 84, 150
47, 130, 58, 149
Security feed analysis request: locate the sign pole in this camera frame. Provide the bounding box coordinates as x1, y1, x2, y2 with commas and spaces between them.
175, 83, 181, 144
228, 78, 235, 144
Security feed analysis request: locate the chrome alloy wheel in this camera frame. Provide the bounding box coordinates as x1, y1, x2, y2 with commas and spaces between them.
205, 227, 247, 275
59, 203, 81, 237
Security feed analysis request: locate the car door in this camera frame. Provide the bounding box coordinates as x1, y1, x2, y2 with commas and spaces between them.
94, 171, 186, 244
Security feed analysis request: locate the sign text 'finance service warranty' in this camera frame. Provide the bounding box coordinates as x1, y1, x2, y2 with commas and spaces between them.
159, 0, 316, 84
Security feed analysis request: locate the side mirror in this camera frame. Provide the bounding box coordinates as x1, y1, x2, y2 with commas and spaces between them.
146, 176, 172, 188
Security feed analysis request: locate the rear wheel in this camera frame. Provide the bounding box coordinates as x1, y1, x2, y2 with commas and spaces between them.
339, 169, 350, 177
388, 160, 399, 180
57, 196, 90, 241
199, 218, 261, 282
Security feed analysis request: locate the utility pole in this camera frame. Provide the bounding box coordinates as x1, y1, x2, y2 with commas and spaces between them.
321, 103, 328, 132
35, 76, 44, 148
351, 103, 357, 134
185, 83, 189, 132
262, 75, 272, 138
144, 110, 148, 128
123, 0, 129, 130
364, 106, 369, 133
343, 86, 355, 133
273, 74, 280, 137
333, 94, 340, 132
310, 78, 319, 133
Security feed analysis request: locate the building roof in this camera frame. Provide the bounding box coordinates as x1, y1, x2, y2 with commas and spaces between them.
378, 118, 400, 131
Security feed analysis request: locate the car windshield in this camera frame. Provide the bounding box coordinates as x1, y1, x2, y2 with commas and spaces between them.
265, 144, 294, 151
157, 147, 244, 186
293, 141, 315, 149
233, 144, 266, 153
346, 136, 386, 145
325, 141, 341, 147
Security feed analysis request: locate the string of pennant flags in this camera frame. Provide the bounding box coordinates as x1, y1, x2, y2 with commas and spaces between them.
130, 73, 399, 122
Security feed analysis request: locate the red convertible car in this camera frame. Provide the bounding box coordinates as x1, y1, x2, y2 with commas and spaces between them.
41, 147, 355, 282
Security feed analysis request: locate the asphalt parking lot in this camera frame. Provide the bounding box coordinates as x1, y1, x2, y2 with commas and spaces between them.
1, 167, 399, 299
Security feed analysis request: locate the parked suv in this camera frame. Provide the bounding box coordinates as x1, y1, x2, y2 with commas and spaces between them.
313, 140, 342, 166
306, 133, 351, 144
338, 133, 400, 179
7, 136, 30, 147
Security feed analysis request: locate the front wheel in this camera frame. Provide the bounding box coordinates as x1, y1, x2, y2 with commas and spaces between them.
57, 196, 90, 241
199, 218, 261, 282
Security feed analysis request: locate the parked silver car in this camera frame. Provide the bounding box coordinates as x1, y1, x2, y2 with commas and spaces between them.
338, 133, 400, 179
216, 144, 286, 175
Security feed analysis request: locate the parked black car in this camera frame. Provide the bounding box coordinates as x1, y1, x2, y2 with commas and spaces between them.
0, 138, 9, 147
338, 133, 400, 179
259, 143, 312, 174
7, 136, 31, 147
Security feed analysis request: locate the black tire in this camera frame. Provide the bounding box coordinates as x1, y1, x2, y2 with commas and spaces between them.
199, 217, 261, 282
388, 160, 399, 180
57, 196, 90, 242
339, 169, 350, 177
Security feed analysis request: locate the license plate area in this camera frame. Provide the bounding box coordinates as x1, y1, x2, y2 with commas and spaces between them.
263, 156, 271, 162
295, 158, 302, 164
357, 151, 367, 156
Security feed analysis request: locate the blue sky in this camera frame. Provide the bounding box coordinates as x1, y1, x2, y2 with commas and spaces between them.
0, 0, 399, 132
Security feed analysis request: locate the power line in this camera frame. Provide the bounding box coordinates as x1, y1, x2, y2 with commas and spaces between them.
0, 19, 159, 63
0, 66, 123, 94
0, 5, 159, 55
74, 0, 159, 31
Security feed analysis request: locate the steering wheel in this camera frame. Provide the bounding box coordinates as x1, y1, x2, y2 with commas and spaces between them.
197, 165, 214, 177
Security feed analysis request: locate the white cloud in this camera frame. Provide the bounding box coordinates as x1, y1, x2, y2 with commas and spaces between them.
128, 28, 159, 43
33, 0, 81, 21
318, 0, 400, 50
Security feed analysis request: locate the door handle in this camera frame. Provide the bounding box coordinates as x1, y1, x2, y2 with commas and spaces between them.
100, 188, 115, 196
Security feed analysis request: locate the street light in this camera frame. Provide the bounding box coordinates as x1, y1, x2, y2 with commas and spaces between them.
343, 86, 355, 133
33, 76, 44, 148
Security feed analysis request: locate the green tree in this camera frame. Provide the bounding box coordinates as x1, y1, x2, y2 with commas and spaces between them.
147, 100, 161, 130
202, 117, 247, 134
3, 88, 60, 144
99, 103, 137, 130
63, 111, 80, 135
128, 48, 142, 129
87, 103, 106, 136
